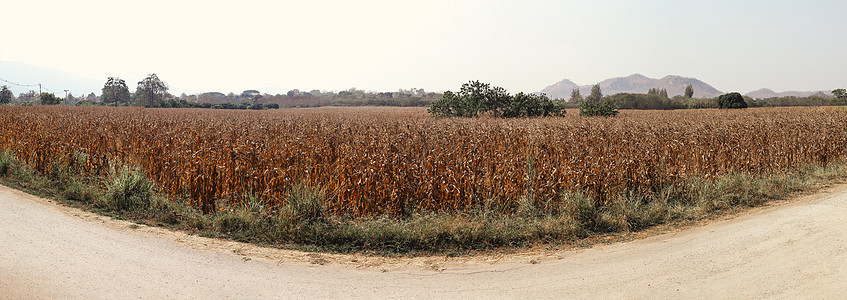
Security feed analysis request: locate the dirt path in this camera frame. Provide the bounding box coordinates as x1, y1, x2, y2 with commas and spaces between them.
2, 183, 847, 299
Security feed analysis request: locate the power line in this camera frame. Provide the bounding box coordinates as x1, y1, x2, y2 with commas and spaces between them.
0, 77, 52, 95
0, 77, 80, 96
0, 77, 40, 88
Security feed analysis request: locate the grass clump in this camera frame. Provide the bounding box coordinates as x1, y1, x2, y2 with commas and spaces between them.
0, 150, 12, 176
280, 185, 328, 226
100, 161, 153, 211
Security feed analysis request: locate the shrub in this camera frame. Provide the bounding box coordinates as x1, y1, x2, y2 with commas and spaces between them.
281, 184, 327, 225
102, 162, 153, 211
716, 92, 748, 109
39, 93, 62, 105
579, 100, 619, 117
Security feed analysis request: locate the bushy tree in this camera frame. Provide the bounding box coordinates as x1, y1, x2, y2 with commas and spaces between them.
135, 74, 168, 107
428, 81, 505, 117
832, 88, 846, 99
716, 92, 748, 109
501, 92, 565, 118
585, 84, 603, 102
570, 88, 583, 103
579, 85, 619, 117
428, 80, 564, 118
579, 101, 619, 117
39, 93, 61, 105
0, 85, 13, 104
684, 85, 694, 98
102, 77, 131, 105
648, 88, 668, 98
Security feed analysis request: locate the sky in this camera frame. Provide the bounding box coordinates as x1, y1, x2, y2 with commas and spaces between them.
1, 0, 846, 95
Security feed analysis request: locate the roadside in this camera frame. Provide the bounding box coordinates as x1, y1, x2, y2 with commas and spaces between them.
3, 147, 847, 256
3, 181, 847, 298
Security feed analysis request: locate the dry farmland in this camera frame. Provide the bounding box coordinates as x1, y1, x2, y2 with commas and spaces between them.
1, 106, 846, 217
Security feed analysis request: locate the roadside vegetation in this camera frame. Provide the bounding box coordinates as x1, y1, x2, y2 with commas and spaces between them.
1, 106, 847, 255
2, 146, 847, 255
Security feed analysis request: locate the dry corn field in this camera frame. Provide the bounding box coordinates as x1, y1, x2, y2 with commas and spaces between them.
1, 106, 846, 216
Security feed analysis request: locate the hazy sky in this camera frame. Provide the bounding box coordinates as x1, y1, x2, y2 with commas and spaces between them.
2, 0, 846, 94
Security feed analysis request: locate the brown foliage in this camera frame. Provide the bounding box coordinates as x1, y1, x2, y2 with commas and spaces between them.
1, 106, 846, 216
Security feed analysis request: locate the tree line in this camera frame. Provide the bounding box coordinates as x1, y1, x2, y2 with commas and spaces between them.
428, 81, 847, 119
1, 74, 441, 109
562, 84, 846, 111
2, 77, 846, 112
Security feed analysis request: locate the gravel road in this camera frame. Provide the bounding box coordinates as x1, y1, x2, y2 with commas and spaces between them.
2, 183, 846, 299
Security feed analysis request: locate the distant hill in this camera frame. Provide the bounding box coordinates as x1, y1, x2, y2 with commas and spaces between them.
0, 61, 102, 97
539, 79, 580, 99
744, 88, 828, 99
541, 74, 724, 99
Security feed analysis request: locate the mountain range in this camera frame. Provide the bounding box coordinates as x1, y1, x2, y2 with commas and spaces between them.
743, 88, 827, 99
0, 62, 831, 100
540, 74, 724, 99
539, 74, 830, 100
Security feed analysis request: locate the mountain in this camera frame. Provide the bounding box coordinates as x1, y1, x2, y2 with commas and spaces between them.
540, 74, 724, 99
538, 79, 580, 99
0, 61, 102, 97
744, 88, 827, 99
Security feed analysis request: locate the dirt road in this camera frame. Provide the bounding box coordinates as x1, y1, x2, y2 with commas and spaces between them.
2, 183, 847, 299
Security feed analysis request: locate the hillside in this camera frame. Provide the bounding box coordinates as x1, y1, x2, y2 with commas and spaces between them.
541, 74, 723, 99
0, 61, 102, 96
744, 88, 828, 99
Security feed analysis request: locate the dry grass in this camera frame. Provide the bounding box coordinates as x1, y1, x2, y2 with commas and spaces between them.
1, 106, 846, 219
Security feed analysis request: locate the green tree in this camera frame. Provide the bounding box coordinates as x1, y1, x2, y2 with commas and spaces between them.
832, 88, 846, 99
0, 85, 13, 104
428, 81, 564, 118
579, 101, 619, 117
649, 88, 669, 98
39, 93, 61, 105
578, 84, 619, 117
585, 84, 603, 102
428, 80, 506, 117
501, 92, 565, 118
684, 85, 694, 98
102, 77, 131, 105
135, 73, 168, 107
716, 92, 748, 109
569, 88, 583, 103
